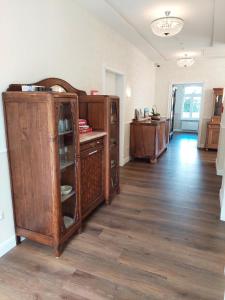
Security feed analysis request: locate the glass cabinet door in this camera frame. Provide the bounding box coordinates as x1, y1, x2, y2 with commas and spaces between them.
110, 101, 119, 124
57, 102, 78, 233
109, 100, 119, 193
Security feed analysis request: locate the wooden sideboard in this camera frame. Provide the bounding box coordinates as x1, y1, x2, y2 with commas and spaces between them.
3, 78, 120, 256
130, 118, 170, 163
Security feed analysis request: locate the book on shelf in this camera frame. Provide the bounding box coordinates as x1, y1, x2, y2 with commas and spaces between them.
79, 119, 87, 126
79, 128, 93, 134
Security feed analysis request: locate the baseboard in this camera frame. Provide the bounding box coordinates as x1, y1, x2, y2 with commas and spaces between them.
198, 144, 205, 149
220, 188, 225, 222
122, 156, 130, 166
0, 235, 16, 257
216, 159, 224, 176
220, 188, 223, 207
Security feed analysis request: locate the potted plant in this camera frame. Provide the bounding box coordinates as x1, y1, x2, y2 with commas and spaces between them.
151, 106, 161, 120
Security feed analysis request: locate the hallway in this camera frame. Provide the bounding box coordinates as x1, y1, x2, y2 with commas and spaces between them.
0, 133, 225, 299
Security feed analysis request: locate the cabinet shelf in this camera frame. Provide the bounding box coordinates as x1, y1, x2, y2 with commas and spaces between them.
63, 216, 75, 229
61, 190, 76, 203
59, 130, 73, 136
60, 160, 75, 171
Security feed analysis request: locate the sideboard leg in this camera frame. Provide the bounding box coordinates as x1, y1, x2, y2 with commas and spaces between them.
54, 245, 62, 258
16, 236, 21, 245
150, 157, 157, 164
78, 226, 82, 234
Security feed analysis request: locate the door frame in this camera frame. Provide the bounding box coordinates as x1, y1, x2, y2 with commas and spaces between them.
168, 81, 205, 148
102, 65, 126, 166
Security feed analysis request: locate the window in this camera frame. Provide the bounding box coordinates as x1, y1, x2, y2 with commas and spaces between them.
182, 85, 202, 119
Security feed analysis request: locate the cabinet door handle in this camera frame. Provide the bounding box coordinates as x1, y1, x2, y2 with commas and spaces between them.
88, 150, 98, 156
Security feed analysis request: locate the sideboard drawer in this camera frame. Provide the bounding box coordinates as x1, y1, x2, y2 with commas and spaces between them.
80, 138, 104, 152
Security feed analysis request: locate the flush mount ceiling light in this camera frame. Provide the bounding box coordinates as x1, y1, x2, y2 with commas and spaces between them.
151, 11, 184, 37
177, 55, 195, 68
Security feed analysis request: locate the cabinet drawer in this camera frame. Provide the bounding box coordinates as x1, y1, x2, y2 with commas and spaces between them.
80, 138, 104, 152
208, 124, 220, 129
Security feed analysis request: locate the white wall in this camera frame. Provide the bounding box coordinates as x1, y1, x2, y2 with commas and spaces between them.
219, 111, 225, 220
0, 0, 155, 255
155, 59, 225, 147
217, 110, 225, 176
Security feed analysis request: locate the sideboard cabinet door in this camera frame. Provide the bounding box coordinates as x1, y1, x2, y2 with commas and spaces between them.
80, 140, 104, 219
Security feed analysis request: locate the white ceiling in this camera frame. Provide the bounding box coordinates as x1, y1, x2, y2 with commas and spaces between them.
78, 0, 225, 63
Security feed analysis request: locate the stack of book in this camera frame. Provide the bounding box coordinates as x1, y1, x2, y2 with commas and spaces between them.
79, 119, 93, 134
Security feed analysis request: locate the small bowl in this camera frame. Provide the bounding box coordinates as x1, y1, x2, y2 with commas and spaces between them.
61, 185, 72, 196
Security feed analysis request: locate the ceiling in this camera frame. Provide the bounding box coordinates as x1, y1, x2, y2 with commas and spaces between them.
78, 0, 225, 63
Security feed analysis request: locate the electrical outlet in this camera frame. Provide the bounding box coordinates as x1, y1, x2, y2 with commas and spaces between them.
0, 211, 4, 221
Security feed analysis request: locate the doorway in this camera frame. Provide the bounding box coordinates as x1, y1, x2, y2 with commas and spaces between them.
103, 66, 125, 166
169, 83, 204, 145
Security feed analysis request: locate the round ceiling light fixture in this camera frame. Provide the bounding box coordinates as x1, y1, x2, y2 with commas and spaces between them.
177, 55, 195, 68
151, 11, 184, 37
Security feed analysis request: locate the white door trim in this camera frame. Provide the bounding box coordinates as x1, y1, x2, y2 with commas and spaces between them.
167, 81, 205, 148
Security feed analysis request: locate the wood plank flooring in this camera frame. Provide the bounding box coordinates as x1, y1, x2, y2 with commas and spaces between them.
0, 133, 225, 299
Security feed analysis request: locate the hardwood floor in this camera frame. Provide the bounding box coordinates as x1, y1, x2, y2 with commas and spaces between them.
1, 133, 225, 300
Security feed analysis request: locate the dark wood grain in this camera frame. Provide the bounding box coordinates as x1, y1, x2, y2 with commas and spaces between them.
130, 118, 170, 163
80, 138, 105, 220
79, 95, 120, 203
0, 133, 224, 299
7, 77, 87, 96
3, 91, 81, 257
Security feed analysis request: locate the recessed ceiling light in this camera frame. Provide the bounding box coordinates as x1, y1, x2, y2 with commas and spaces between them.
151, 11, 184, 37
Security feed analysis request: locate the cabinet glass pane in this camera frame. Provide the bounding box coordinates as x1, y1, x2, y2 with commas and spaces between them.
57, 102, 77, 232
110, 146, 119, 192
110, 124, 118, 146
110, 101, 118, 124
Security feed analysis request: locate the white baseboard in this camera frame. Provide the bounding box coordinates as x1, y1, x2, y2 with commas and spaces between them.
120, 156, 130, 166
0, 235, 16, 257
198, 143, 205, 149
220, 188, 225, 222
220, 188, 223, 207
216, 159, 224, 176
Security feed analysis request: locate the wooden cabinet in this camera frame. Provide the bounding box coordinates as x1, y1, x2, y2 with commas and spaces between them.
3, 78, 120, 256
109, 99, 120, 199
130, 118, 170, 163
3, 91, 81, 257
205, 123, 220, 150
205, 88, 223, 150
79, 96, 120, 202
80, 137, 105, 219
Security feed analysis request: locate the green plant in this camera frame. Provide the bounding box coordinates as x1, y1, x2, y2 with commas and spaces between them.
151, 105, 160, 116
